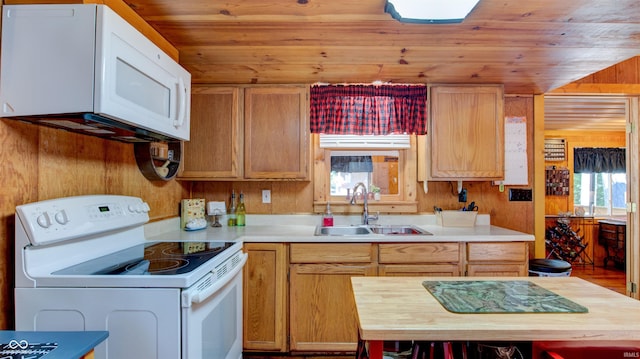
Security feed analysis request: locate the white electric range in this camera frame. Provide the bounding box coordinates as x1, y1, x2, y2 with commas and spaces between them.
14, 195, 246, 359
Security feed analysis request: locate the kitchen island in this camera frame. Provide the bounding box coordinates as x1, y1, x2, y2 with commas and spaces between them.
351, 276, 640, 359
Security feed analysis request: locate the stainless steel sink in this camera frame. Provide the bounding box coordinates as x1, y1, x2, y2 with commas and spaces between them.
314, 226, 372, 236
314, 224, 431, 236
368, 225, 431, 235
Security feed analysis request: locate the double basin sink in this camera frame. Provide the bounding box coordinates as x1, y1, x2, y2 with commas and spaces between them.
314, 224, 432, 236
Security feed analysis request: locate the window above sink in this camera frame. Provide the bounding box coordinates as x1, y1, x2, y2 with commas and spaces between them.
312, 134, 418, 214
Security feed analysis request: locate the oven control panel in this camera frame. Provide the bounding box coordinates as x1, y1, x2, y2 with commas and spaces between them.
16, 195, 150, 246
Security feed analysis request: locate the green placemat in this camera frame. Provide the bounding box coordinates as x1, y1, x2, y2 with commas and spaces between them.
422, 280, 588, 313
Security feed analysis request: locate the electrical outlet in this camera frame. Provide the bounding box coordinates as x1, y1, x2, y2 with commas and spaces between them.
262, 189, 271, 204
509, 188, 533, 201
458, 188, 467, 202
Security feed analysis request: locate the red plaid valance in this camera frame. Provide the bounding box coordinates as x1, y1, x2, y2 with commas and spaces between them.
310, 84, 427, 135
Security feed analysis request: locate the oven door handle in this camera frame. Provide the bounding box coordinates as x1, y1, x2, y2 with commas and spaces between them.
182, 252, 247, 307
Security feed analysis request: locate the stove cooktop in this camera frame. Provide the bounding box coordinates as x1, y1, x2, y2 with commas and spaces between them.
53, 242, 235, 276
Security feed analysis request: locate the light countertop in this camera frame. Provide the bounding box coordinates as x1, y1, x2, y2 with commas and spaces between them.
145, 214, 534, 243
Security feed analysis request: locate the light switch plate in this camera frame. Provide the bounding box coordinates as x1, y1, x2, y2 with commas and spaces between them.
262, 190, 271, 204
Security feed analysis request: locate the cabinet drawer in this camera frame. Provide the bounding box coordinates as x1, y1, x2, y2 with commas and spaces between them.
467, 263, 527, 277
379, 264, 462, 276
379, 243, 461, 263
290, 243, 374, 263
467, 242, 527, 262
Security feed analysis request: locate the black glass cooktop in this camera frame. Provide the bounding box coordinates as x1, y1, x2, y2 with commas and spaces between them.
53, 242, 235, 276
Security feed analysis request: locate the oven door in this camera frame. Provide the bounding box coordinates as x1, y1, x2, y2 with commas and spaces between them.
181, 252, 247, 359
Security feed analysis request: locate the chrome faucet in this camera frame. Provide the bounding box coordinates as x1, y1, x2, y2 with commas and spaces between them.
350, 182, 379, 225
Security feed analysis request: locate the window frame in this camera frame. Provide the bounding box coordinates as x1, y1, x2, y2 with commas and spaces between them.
573, 172, 627, 216
312, 134, 418, 214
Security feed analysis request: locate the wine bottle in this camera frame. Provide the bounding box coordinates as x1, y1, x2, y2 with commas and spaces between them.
236, 192, 246, 226
228, 189, 237, 226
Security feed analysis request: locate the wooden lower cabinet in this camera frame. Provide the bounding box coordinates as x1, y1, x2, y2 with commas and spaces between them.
243, 241, 529, 354
289, 243, 376, 352
378, 242, 463, 276
243, 243, 289, 352
466, 242, 529, 276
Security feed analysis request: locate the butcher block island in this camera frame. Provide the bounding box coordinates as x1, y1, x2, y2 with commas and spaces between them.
351, 276, 640, 359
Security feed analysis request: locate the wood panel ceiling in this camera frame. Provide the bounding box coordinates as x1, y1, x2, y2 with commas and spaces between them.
123, 0, 640, 94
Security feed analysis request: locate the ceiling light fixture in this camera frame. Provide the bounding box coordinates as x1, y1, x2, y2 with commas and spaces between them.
385, 0, 481, 24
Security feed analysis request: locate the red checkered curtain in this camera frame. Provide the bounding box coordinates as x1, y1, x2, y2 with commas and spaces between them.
310, 84, 427, 135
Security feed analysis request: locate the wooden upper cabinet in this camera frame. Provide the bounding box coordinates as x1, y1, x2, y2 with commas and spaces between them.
424, 84, 504, 180
244, 86, 309, 180
178, 86, 242, 179
179, 85, 310, 181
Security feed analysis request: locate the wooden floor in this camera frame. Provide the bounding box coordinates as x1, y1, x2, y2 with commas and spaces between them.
570, 264, 626, 295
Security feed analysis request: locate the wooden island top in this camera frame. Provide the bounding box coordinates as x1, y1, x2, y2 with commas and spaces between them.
351, 276, 640, 347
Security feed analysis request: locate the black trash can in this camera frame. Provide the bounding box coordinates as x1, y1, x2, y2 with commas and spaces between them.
528, 258, 572, 277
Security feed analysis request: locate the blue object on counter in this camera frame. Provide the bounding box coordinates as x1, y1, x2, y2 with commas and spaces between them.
0, 331, 108, 359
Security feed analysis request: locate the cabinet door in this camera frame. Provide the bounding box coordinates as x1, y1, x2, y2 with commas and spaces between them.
179, 86, 242, 179
243, 243, 288, 352
289, 262, 376, 352
428, 85, 504, 180
244, 87, 309, 179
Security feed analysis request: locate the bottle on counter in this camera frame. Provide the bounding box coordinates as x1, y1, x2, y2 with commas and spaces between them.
322, 202, 334, 227
228, 189, 237, 226
236, 192, 246, 226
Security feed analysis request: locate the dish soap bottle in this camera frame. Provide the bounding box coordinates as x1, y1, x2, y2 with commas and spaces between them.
236, 192, 246, 226
323, 203, 334, 227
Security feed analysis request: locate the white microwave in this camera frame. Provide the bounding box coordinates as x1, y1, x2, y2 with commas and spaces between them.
0, 4, 191, 142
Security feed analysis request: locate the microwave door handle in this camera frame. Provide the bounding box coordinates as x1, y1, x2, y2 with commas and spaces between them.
174, 77, 187, 129
181, 252, 247, 307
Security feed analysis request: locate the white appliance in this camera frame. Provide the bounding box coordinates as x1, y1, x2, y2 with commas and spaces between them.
0, 4, 191, 143
14, 195, 246, 359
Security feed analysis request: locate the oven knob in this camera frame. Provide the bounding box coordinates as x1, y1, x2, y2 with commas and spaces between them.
128, 204, 145, 213
54, 210, 69, 225
36, 212, 52, 228
128, 204, 139, 213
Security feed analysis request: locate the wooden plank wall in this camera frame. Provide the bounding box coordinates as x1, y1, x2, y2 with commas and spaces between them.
190, 95, 536, 234
0, 119, 188, 329
573, 56, 640, 84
